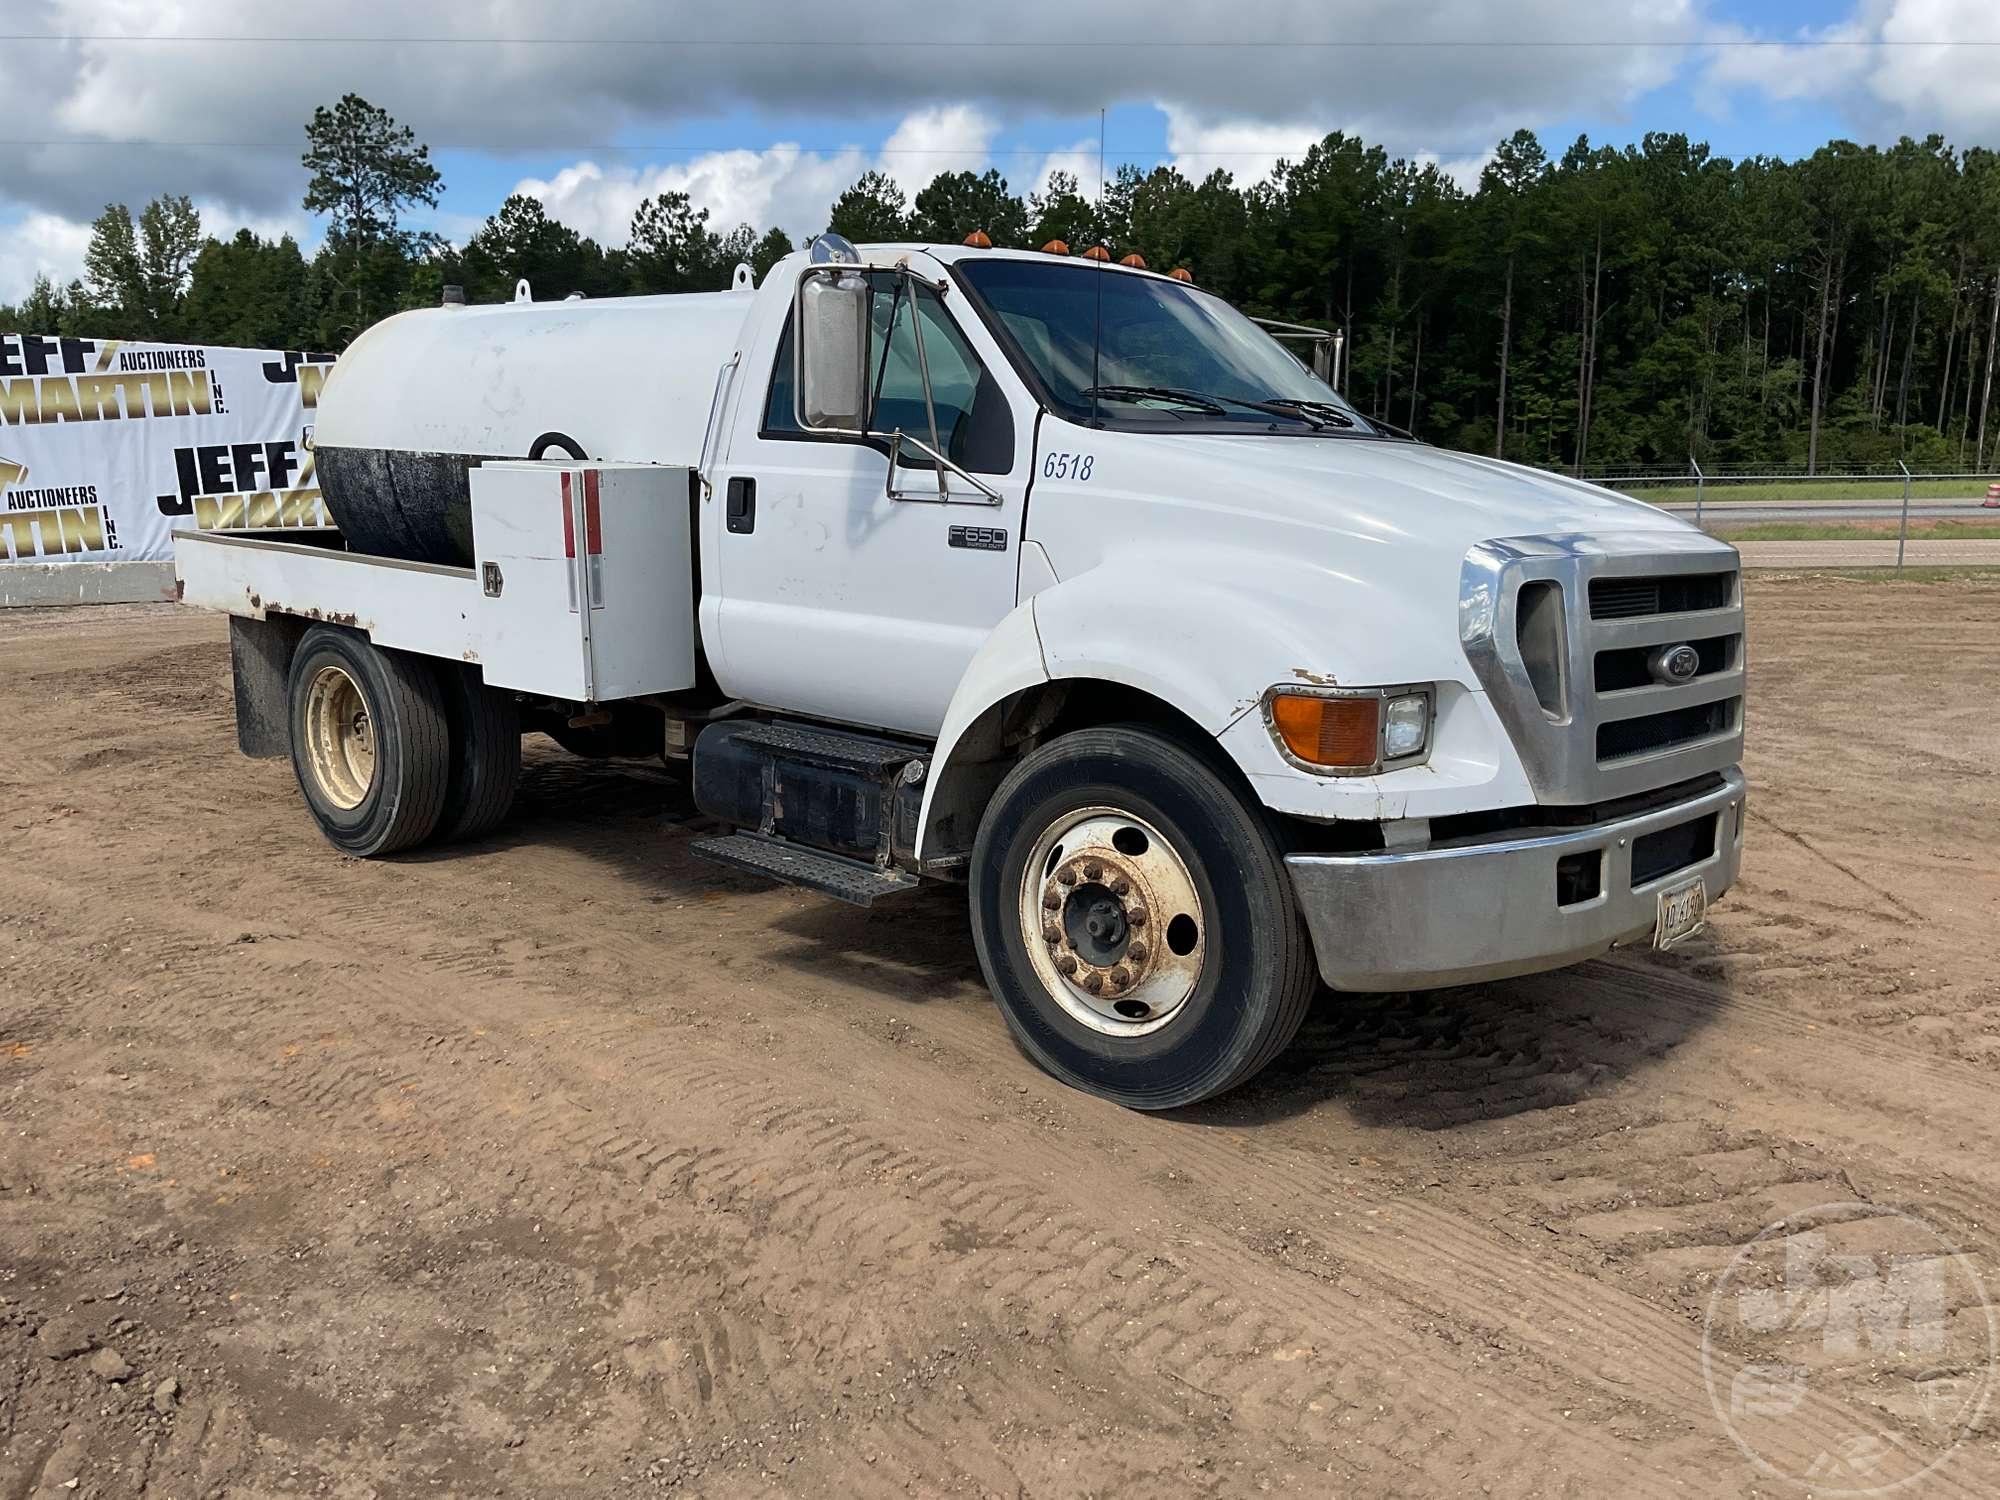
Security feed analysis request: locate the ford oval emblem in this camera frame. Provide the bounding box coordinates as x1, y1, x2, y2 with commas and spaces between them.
1650, 643, 1702, 685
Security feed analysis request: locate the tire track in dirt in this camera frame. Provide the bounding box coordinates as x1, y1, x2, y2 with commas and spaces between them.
8, 857, 1697, 1495
13, 843, 1963, 1497
8, 584, 2000, 1495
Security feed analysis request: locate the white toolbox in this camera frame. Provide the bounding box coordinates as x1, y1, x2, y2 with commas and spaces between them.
470, 461, 695, 701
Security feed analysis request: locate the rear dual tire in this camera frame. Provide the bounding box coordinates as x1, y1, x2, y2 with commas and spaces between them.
970, 725, 1317, 1110
287, 627, 517, 856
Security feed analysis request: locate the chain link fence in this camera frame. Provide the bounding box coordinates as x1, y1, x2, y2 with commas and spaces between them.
1556, 460, 2000, 569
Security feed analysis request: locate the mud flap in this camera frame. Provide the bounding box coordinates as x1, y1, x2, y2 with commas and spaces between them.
230, 613, 302, 757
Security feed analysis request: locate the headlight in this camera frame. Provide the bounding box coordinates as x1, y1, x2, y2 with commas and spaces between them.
1382, 694, 1429, 759
1264, 685, 1434, 775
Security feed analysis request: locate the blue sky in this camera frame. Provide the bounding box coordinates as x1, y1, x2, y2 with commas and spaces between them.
3, 0, 1998, 300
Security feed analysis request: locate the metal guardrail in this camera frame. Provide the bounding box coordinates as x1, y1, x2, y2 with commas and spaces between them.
1580, 468, 2000, 488
1550, 461, 2000, 572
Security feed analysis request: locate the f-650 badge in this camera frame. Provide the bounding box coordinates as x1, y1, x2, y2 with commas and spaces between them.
948, 525, 1009, 552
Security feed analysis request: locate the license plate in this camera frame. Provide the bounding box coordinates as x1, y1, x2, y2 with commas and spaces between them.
1654, 875, 1708, 949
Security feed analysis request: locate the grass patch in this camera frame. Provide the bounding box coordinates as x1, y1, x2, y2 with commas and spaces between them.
1608, 478, 1997, 505
1752, 566, 2000, 583
1710, 520, 2000, 542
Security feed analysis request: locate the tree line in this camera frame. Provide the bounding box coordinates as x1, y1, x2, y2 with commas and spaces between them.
6, 95, 1999, 474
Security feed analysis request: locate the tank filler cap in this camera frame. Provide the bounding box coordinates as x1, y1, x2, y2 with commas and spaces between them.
514, 279, 533, 303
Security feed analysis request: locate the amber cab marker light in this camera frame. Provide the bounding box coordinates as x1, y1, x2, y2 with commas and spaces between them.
962, 229, 993, 248
1042, 238, 1071, 255
1270, 693, 1381, 769
1169, 266, 1194, 282
1081, 244, 1112, 261
1119, 252, 1147, 268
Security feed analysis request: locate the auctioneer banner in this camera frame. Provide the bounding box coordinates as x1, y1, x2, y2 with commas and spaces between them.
0, 332, 337, 565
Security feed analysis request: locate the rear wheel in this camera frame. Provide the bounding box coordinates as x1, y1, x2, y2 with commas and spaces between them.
969, 726, 1316, 1109
287, 627, 450, 856
436, 663, 521, 842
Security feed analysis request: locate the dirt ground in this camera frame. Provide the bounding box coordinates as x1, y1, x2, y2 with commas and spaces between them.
3, 574, 1999, 1498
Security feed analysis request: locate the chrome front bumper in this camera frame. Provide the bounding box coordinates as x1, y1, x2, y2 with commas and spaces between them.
1287, 769, 1746, 991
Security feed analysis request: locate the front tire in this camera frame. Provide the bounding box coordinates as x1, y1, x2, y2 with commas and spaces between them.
969, 726, 1316, 1109
287, 626, 451, 856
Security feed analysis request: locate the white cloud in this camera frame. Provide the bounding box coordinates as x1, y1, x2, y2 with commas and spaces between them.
0, 212, 94, 303
878, 106, 998, 201
1162, 109, 1494, 192
518, 147, 870, 245
1030, 138, 1108, 201
0, 0, 1711, 226
1162, 109, 1324, 186
1702, 0, 2000, 142
0, 202, 317, 306
516, 106, 1004, 247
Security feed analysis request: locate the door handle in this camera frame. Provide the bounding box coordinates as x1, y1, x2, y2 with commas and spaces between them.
725, 476, 756, 534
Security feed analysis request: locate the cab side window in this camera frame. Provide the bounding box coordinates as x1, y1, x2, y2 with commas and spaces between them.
762, 273, 1013, 474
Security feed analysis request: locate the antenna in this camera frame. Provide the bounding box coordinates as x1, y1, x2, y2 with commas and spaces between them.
1091, 106, 1106, 433
1098, 107, 1106, 205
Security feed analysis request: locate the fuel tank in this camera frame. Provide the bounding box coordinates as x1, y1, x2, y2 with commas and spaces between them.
311, 286, 754, 565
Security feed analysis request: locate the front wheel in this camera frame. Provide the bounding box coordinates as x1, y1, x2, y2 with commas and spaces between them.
969, 726, 1316, 1109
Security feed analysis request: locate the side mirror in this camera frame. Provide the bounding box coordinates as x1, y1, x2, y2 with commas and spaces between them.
795, 270, 869, 430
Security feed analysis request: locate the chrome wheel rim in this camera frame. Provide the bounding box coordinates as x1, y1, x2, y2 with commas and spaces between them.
303, 664, 376, 810
1018, 806, 1207, 1037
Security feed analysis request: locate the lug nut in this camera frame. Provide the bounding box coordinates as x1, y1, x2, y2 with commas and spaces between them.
1082, 972, 1103, 993
1055, 953, 1078, 976
1042, 889, 1061, 911
1109, 875, 1130, 896
1127, 941, 1148, 964
1056, 868, 1076, 887
1127, 906, 1148, 927
1042, 921, 1061, 943
1084, 862, 1104, 881
1109, 966, 1134, 990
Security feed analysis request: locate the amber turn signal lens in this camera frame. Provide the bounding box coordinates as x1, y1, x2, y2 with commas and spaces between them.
1270, 693, 1380, 768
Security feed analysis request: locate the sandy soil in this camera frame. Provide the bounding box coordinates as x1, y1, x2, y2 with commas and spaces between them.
3, 575, 1998, 1498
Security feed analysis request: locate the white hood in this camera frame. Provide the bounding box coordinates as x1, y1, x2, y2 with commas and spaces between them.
1074, 430, 1674, 557
1025, 425, 1736, 703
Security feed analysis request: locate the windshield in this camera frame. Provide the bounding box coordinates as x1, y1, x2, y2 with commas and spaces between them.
954, 257, 1373, 435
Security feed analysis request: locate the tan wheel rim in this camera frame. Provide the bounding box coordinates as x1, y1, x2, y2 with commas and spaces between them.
303, 664, 376, 810
1018, 806, 1207, 1037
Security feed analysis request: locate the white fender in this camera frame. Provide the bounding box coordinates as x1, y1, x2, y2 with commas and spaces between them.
914, 599, 1049, 861
916, 543, 1529, 857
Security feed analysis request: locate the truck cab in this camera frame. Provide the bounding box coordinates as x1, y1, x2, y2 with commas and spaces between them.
175, 237, 1746, 1110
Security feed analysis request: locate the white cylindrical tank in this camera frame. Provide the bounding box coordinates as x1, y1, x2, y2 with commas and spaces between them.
313, 287, 755, 565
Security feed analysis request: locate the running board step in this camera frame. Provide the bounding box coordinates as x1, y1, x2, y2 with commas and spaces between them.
727, 721, 921, 774
689, 833, 920, 908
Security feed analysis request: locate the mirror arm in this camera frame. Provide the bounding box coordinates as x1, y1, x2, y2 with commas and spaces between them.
887, 431, 1002, 505
905, 288, 948, 501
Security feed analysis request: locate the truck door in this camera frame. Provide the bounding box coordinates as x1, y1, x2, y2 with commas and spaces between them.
709, 270, 1033, 737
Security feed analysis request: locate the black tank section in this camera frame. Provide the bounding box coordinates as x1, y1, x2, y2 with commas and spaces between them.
316, 447, 481, 568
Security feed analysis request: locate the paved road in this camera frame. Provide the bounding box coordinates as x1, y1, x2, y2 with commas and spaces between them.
1733, 537, 2000, 567
1656, 498, 1997, 524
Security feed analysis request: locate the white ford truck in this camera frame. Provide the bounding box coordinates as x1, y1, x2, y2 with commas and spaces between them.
174, 236, 1746, 1109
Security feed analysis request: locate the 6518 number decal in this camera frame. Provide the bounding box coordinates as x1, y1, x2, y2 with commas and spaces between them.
1041, 451, 1094, 481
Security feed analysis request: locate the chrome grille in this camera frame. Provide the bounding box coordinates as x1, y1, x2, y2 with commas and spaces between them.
1461, 533, 1746, 803
1588, 571, 1733, 620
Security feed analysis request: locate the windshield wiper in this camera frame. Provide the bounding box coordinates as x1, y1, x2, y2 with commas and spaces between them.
1083, 384, 1348, 429
1260, 397, 1360, 430
1080, 384, 1228, 416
